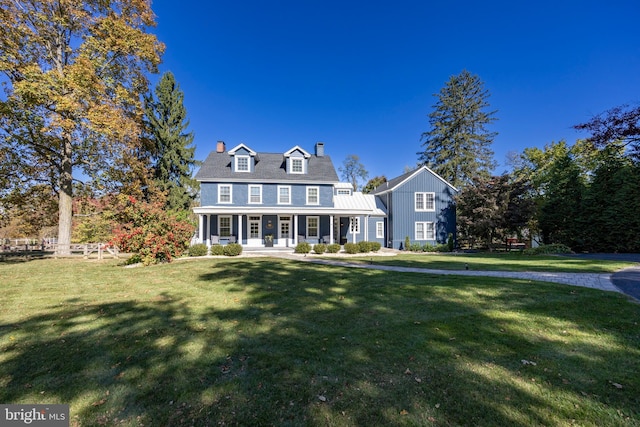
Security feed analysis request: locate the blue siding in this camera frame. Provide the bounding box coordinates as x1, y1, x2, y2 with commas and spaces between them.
385, 169, 457, 249
200, 182, 334, 208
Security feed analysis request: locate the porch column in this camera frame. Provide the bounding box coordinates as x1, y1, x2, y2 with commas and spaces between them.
294, 214, 299, 244
365, 215, 370, 242
329, 215, 334, 244
206, 214, 211, 246
238, 214, 243, 245
198, 215, 204, 245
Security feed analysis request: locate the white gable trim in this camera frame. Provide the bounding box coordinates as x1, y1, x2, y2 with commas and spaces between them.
283, 145, 311, 158
376, 166, 458, 195
228, 143, 257, 156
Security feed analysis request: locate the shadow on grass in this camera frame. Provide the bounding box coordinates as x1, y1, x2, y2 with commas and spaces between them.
0, 259, 638, 425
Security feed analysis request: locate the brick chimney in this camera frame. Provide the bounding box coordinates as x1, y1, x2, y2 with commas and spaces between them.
315, 142, 325, 157
216, 141, 226, 153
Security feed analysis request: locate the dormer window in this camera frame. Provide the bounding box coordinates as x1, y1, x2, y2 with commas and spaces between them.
284, 145, 311, 175
228, 143, 257, 173
236, 155, 249, 172
291, 158, 303, 174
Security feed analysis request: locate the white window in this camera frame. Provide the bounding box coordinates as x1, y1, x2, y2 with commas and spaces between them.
415, 221, 435, 240
291, 158, 304, 174
337, 189, 351, 195
306, 186, 319, 205
248, 185, 262, 204
278, 186, 291, 204
219, 216, 232, 237
415, 192, 435, 211
235, 155, 249, 172
307, 216, 319, 239
349, 217, 360, 234
248, 216, 261, 239
218, 184, 232, 204
376, 221, 384, 238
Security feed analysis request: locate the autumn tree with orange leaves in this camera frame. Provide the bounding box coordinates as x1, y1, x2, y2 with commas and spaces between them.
0, 0, 164, 254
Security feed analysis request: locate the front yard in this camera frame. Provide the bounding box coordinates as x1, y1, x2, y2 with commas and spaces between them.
1, 257, 638, 426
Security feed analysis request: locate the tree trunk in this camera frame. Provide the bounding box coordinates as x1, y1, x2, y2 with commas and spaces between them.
56, 138, 73, 255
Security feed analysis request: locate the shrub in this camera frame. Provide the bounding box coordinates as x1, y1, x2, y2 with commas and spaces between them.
357, 241, 372, 253
404, 236, 410, 250
447, 233, 455, 252
523, 244, 572, 255
422, 243, 436, 252
210, 245, 225, 256
326, 243, 341, 253
435, 243, 450, 252
189, 243, 208, 257
294, 241, 311, 254
370, 241, 381, 252
408, 242, 422, 252
313, 243, 327, 254
223, 243, 243, 256
344, 242, 359, 254
109, 194, 194, 265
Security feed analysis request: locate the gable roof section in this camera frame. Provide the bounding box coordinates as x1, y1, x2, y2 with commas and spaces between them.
195, 150, 339, 183
283, 145, 311, 158
370, 166, 458, 195
228, 143, 257, 156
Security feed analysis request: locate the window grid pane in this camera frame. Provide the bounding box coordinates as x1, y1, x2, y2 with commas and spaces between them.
220, 217, 231, 237
307, 217, 319, 238
279, 187, 290, 204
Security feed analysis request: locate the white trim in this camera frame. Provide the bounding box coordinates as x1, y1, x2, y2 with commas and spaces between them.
218, 184, 232, 204
349, 217, 360, 234
235, 155, 250, 172
306, 186, 320, 205
415, 192, 435, 212
248, 184, 262, 204
219, 215, 232, 237
278, 185, 291, 204
283, 145, 311, 158
290, 157, 304, 174
228, 143, 257, 155
373, 166, 459, 195
306, 216, 320, 239
415, 221, 435, 240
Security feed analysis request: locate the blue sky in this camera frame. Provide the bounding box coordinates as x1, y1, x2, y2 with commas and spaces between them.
151, 0, 640, 181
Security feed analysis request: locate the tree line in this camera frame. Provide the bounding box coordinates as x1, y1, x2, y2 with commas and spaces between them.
418, 71, 640, 252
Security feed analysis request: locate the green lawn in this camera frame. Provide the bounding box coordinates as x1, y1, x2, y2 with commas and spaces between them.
342, 252, 638, 273
1, 257, 639, 426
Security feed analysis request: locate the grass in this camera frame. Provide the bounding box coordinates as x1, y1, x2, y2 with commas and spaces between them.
1, 257, 639, 426
341, 252, 638, 273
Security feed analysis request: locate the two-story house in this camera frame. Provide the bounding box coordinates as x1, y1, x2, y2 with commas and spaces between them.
193, 141, 457, 249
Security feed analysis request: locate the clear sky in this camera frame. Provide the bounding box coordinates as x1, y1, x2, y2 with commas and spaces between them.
151, 0, 640, 181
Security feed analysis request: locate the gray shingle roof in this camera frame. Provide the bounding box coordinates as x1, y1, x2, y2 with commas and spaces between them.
195, 151, 340, 183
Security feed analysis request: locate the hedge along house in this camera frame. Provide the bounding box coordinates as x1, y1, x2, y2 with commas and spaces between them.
193, 142, 387, 248
369, 166, 458, 249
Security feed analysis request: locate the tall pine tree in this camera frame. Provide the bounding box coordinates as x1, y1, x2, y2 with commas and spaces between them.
419, 70, 497, 188
145, 72, 199, 210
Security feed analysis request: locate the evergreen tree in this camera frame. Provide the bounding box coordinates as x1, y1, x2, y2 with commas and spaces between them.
419, 70, 497, 188
145, 72, 199, 210
538, 152, 586, 249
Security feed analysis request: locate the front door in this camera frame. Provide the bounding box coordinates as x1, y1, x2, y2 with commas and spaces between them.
278, 216, 291, 247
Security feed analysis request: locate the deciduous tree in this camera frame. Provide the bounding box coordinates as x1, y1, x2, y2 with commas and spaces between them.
362, 175, 387, 194
339, 154, 369, 191
0, 0, 164, 253
419, 70, 497, 188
